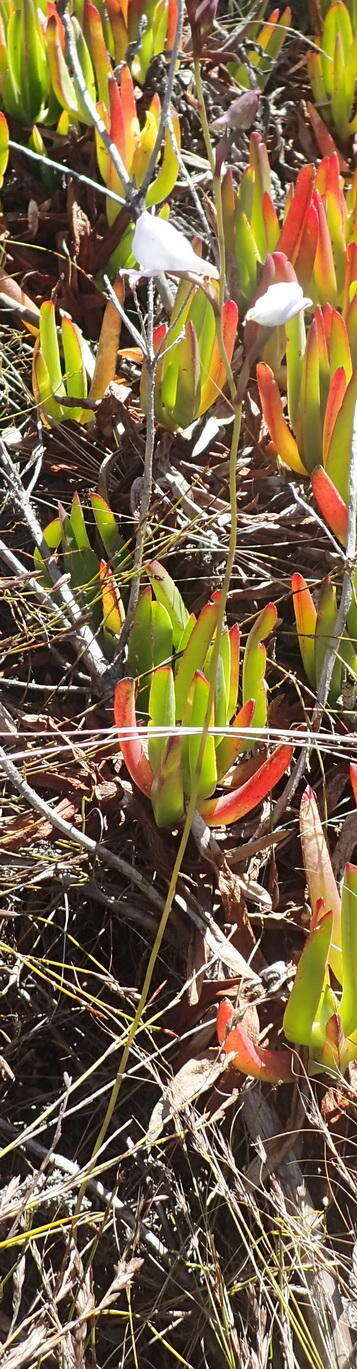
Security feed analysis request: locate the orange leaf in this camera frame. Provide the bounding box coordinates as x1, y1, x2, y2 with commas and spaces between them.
216, 999, 234, 1044
294, 202, 318, 289
89, 279, 124, 403
307, 102, 350, 173
313, 193, 338, 304
199, 743, 293, 827
199, 299, 238, 413
278, 165, 315, 264
217, 1002, 292, 1082
114, 678, 154, 797
311, 465, 348, 545
291, 571, 317, 686
256, 362, 306, 474
100, 560, 125, 634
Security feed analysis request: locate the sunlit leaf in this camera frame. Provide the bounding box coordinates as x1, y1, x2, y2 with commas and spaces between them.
199, 742, 293, 827
283, 908, 333, 1046
114, 678, 154, 796
300, 786, 342, 981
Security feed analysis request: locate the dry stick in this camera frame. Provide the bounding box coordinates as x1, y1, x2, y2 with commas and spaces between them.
0, 741, 165, 914
269, 400, 357, 828
0, 737, 253, 978
0, 441, 107, 688
9, 138, 126, 212
0, 1117, 171, 1267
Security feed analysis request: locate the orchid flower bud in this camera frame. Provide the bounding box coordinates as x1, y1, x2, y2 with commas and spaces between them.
212, 90, 260, 134
186, 0, 218, 55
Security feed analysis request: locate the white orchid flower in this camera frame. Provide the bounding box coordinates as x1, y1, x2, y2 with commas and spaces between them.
245, 281, 312, 328
130, 209, 219, 281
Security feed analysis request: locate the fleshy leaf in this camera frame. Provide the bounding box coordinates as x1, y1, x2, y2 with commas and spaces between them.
322, 366, 348, 464
151, 735, 185, 827
148, 665, 176, 773
291, 572, 317, 687
278, 165, 315, 263
314, 575, 342, 702
174, 595, 222, 721
325, 370, 357, 502
114, 678, 154, 797
199, 743, 293, 827
257, 362, 307, 474
299, 786, 342, 981
216, 699, 255, 780
218, 1002, 292, 1082
340, 863, 357, 1037
188, 670, 217, 800
100, 559, 124, 636
148, 559, 190, 649
242, 602, 277, 735
89, 280, 123, 403
91, 493, 123, 557
283, 909, 333, 1046
311, 466, 348, 545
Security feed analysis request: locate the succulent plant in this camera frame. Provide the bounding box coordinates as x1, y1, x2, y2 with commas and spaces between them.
114, 562, 293, 827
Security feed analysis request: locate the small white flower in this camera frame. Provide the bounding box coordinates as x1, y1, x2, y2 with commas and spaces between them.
245, 281, 312, 327
131, 209, 219, 280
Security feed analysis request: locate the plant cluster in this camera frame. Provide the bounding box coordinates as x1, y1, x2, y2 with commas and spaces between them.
217, 785, 357, 1081
308, 0, 357, 142
0, 0, 355, 1110
222, 137, 356, 308
36, 488, 130, 654
114, 563, 293, 827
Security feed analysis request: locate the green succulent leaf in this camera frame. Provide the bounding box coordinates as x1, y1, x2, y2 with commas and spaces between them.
188, 670, 217, 801
175, 595, 222, 721
314, 576, 342, 702
242, 603, 277, 735
340, 863, 357, 1037
151, 736, 185, 827
283, 910, 333, 1047
148, 665, 175, 773
148, 560, 190, 649
61, 315, 88, 421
